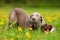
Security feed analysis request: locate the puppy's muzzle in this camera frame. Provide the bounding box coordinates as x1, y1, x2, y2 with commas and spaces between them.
32, 18, 36, 21
31, 18, 39, 23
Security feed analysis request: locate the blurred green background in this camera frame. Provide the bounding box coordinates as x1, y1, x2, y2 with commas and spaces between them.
0, 0, 60, 8
0, 0, 60, 40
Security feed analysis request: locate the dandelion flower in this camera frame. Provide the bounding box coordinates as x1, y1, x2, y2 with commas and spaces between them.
18, 27, 22, 32
29, 27, 32, 31
48, 19, 52, 22
0, 22, 4, 25
25, 32, 31, 39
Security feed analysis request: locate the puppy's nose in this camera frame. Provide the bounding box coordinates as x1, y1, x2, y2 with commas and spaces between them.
32, 18, 35, 20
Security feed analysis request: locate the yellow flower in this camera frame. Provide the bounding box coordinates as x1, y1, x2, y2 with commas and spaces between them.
0, 22, 4, 25
25, 32, 31, 39
29, 27, 32, 31
10, 38, 14, 40
18, 27, 22, 32
49, 20, 52, 22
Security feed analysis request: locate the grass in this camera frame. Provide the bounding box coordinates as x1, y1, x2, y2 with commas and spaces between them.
0, 6, 60, 40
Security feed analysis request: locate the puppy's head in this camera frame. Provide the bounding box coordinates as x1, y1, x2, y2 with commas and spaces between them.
30, 12, 42, 23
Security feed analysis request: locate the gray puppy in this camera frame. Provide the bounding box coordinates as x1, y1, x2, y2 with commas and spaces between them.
4, 8, 45, 31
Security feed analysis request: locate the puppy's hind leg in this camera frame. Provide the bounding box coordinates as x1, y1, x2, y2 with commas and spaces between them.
4, 11, 16, 31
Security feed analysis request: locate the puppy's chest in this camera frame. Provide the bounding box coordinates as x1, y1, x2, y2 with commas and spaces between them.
30, 22, 40, 30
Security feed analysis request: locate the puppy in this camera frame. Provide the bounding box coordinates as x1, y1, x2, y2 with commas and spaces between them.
4, 8, 29, 31
28, 12, 45, 30
41, 24, 55, 33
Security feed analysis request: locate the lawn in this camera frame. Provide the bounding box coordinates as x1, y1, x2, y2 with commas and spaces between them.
0, 6, 60, 40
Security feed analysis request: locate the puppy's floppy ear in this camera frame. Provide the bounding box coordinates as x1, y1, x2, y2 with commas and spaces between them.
40, 16, 42, 23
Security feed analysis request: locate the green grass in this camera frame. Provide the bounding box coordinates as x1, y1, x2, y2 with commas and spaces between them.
0, 6, 60, 40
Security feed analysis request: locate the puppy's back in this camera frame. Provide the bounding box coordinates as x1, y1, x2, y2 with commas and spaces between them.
14, 8, 29, 27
